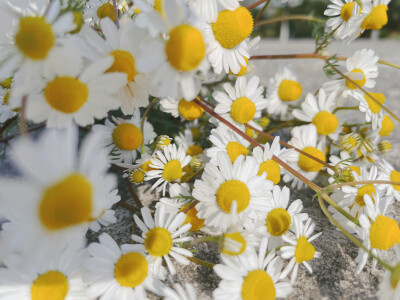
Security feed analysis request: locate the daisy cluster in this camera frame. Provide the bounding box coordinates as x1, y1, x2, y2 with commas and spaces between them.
0, 0, 399, 299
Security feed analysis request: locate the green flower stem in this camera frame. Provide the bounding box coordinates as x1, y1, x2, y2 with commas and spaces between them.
187, 256, 215, 268
255, 15, 325, 27
333, 106, 359, 114
332, 180, 400, 189
140, 97, 158, 154
186, 235, 221, 249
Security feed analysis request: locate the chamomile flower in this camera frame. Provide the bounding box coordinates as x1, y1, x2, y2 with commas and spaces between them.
193, 152, 273, 231
83, 0, 119, 25
0, 246, 88, 300
284, 125, 326, 189
213, 237, 292, 300
280, 216, 322, 284
25, 42, 127, 128
84, 233, 165, 299
163, 282, 197, 300
145, 143, 192, 195
160, 97, 204, 121
213, 75, 267, 127
267, 67, 303, 117
79, 18, 163, 114
324, 0, 361, 39
340, 132, 361, 152
187, 0, 243, 23
377, 115, 395, 137
92, 112, 156, 164
378, 159, 400, 201
207, 124, 250, 164
175, 129, 204, 157
292, 89, 341, 141
132, 205, 194, 275
327, 150, 360, 184
0, 126, 119, 250
354, 92, 385, 129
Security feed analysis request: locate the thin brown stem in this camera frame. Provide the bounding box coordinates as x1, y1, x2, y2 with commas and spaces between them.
112, 0, 119, 28
247, 0, 268, 10
255, 15, 324, 26
126, 178, 143, 209
254, 0, 271, 24
140, 98, 158, 154
187, 256, 215, 268
183, 200, 199, 214
19, 96, 28, 135
117, 200, 138, 213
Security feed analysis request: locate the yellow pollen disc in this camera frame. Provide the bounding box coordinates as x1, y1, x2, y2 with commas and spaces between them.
0, 77, 12, 89
364, 93, 385, 114
226, 141, 248, 163
40, 173, 92, 230
298, 146, 326, 172
44, 76, 88, 114
391, 170, 400, 192
212, 7, 254, 49
71, 11, 84, 34
114, 252, 148, 287
191, 127, 201, 141
241, 270, 275, 300
144, 227, 173, 257
379, 115, 394, 137
370, 215, 400, 250
216, 180, 250, 213
361, 4, 388, 30
187, 144, 203, 156
97, 3, 116, 22
107, 50, 136, 82
154, 0, 164, 14
15, 17, 54, 60
222, 232, 246, 256
31, 271, 68, 300
349, 165, 361, 176
112, 123, 143, 151
245, 127, 255, 138
343, 165, 361, 181
278, 79, 302, 102
230, 97, 256, 124
166, 25, 206, 72
355, 184, 375, 207
178, 99, 204, 120
345, 68, 366, 90
129, 169, 145, 184
162, 159, 183, 182
3, 92, 10, 105
180, 204, 204, 232
266, 208, 291, 236
229, 57, 249, 76
295, 236, 315, 264
312, 111, 338, 136
340, 2, 355, 22
258, 160, 281, 185
141, 160, 154, 173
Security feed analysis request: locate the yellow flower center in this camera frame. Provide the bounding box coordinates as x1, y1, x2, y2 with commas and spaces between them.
178, 99, 204, 120
222, 232, 246, 256
114, 252, 148, 287
162, 159, 183, 182
180, 204, 204, 232
71, 11, 84, 34
191, 127, 201, 141
340, 134, 359, 151
378, 141, 391, 153
312, 111, 338, 136
226, 141, 248, 163
266, 208, 291, 236
298, 146, 326, 172
370, 215, 400, 250
391, 170, 400, 192
0, 77, 12, 89
257, 160, 281, 185
295, 236, 315, 264
166, 25, 206, 72
340, 2, 355, 22
15, 17, 54, 60
230, 97, 256, 124
345, 68, 366, 90
40, 174, 92, 230
44, 77, 88, 114
361, 5, 388, 30
278, 79, 302, 102
216, 180, 250, 213
245, 127, 255, 138
187, 145, 203, 156
31, 271, 68, 300
212, 7, 254, 49
241, 270, 275, 300
379, 115, 394, 137
355, 184, 375, 207
144, 227, 173, 257
112, 123, 143, 151
141, 160, 155, 173
229, 57, 249, 76
154, 0, 164, 15
343, 165, 361, 181
107, 50, 136, 82
364, 93, 385, 114
129, 168, 145, 184
97, 3, 116, 22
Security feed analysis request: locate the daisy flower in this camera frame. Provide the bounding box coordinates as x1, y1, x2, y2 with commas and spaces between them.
204, 6, 256, 74
192, 152, 273, 231
163, 282, 197, 300
145, 143, 192, 195
132, 205, 194, 275
292, 89, 341, 141
0, 126, 119, 250
84, 233, 165, 299
284, 124, 326, 189
378, 159, 400, 201
160, 97, 204, 121
79, 18, 163, 114
187, 0, 243, 23
340, 132, 361, 153
266, 67, 303, 117
0, 246, 87, 300
327, 150, 360, 184
213, 75, 267, 127
354, 91, 385, 129
25, 42, 127, 128
213, 237, 292, 300
92, 112, 156, 164
206, 124, 250, 164
376, 115, 395, 137
175, 128, 204, 157
377, 269, 400, 300
83, 0, 119, 25
280, 216, 322, 284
